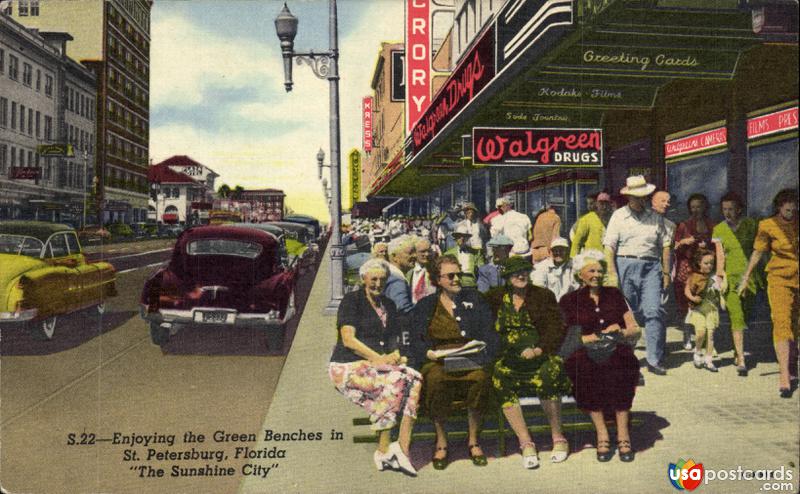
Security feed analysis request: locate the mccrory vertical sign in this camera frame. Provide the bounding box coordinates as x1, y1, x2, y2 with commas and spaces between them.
405, 0, 431, 133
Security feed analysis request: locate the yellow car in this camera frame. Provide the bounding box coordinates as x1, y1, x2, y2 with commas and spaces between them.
0, 221, 117, 340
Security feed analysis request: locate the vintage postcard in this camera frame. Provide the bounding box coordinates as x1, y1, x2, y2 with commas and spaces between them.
1, 0, 798, 493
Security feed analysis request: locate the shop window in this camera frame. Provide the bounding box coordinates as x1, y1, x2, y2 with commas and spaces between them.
747, 138, 799, 218
666, 152, 729, 223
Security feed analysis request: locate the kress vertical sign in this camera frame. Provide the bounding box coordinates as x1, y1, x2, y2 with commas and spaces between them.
349, 149, 362, 209
362, 97, 374, 153
406, 0, 431, 133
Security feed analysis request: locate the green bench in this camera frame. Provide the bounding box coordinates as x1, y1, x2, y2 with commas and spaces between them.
352, 395, 643, 456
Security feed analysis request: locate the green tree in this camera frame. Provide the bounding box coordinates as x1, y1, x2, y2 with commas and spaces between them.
217, 183, 231, 198
232, 185, 245, 200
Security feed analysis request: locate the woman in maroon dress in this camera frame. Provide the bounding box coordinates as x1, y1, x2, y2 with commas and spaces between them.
673, 193, 723, 349
559, 250, 641, 462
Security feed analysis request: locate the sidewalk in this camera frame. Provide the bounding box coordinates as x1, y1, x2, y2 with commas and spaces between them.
239, 244, 798, 494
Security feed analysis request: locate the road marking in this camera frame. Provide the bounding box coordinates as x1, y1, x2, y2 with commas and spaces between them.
93, 248, 172, 261
117, 262, 165, 275
0, 336, 150, 428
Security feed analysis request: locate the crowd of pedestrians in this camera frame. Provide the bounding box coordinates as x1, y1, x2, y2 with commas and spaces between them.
332, 178, 798, 475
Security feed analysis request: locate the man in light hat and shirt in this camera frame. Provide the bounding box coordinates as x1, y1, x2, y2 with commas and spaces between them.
457, 202, 488, 253
604, 176, 672, 375
478, 234, 514, 293
531, 237, 580, 301
444, 223, 485, 288
490, 197, 533, 258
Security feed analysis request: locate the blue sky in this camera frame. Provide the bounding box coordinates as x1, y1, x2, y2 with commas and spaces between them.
150, 0, 404, 220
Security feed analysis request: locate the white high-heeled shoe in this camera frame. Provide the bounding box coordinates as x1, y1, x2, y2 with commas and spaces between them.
521, 442, 539, 469
388, 441, 417, 476
373, 449, 398, 471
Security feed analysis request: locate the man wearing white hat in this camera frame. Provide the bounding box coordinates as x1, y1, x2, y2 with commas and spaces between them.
444, 223, 486, 288
478, 234, 514, 293
490, 197, 532, 258
531, 237, 580, 301
603, 176, 672, 375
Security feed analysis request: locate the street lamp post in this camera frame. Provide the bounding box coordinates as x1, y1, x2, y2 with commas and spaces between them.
275, 1, 344, 313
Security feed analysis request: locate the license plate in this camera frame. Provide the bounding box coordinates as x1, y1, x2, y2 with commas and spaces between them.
201, 311, 230, 323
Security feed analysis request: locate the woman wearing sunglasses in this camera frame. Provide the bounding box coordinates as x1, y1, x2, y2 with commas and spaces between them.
409, 255, 499, 470
484, 256, 573, 469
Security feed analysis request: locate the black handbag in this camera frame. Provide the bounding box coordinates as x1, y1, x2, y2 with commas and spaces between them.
584, 332, 623, 363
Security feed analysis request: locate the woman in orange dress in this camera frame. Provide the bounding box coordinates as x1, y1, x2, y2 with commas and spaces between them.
739, 189, 798, 398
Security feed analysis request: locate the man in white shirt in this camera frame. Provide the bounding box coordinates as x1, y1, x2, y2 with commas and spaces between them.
407, 237, 436, 303
457, 202, 487, 252
604, 176, 671, 375
490, 197, 532, 258
530, 237, 579, 301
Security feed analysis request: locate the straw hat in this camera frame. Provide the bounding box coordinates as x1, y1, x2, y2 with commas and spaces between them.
620, 175, 656, 197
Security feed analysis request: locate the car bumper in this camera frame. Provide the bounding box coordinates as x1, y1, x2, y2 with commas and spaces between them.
140, 304, 295, 329
0, 308, 38, 323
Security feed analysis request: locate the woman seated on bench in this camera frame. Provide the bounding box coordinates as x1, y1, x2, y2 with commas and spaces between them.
559, 250, 641, 463
410, 255, 499, 470
485, 256, 573, 469
328, 258, 420, 476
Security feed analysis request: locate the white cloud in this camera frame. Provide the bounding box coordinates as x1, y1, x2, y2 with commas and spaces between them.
150, 1, 404, 221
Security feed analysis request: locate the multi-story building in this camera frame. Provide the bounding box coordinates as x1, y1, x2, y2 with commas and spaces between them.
11, 0, 153, 224
364, 43, 405, 196
148, 156, 217, 226
1, 13, 96, 226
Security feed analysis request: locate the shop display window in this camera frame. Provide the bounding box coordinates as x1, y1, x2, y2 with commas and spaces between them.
667, 152, 729, 224
747, 138, 799, 218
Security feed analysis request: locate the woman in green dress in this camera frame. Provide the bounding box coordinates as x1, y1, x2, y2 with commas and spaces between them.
712, 192, 762, 376
485, 257, 572, 469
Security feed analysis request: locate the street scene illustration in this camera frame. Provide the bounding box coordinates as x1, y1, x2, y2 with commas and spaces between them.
1, 1, 798, 493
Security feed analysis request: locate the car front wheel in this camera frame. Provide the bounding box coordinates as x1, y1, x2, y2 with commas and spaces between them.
149, 322, 169, 347
31, 316, 57, 340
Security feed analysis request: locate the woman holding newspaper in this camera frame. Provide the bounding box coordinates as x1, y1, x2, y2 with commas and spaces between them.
484, 256, 573, 469
328, 259, 421, 476
410, 255, 499, 470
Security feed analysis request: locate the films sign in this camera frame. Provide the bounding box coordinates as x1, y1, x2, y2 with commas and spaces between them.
362, 97, 374, 152
747, 107, 799, 140
664, 127, 727, 159
472, 127, 603, 167
405, 0, 430, 132
411, 24, 496, 155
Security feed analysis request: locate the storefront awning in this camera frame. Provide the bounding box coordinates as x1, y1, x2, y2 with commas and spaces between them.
373, 0, 763, 197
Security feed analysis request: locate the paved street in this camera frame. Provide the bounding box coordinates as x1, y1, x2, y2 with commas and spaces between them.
0, 238, 318, 494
